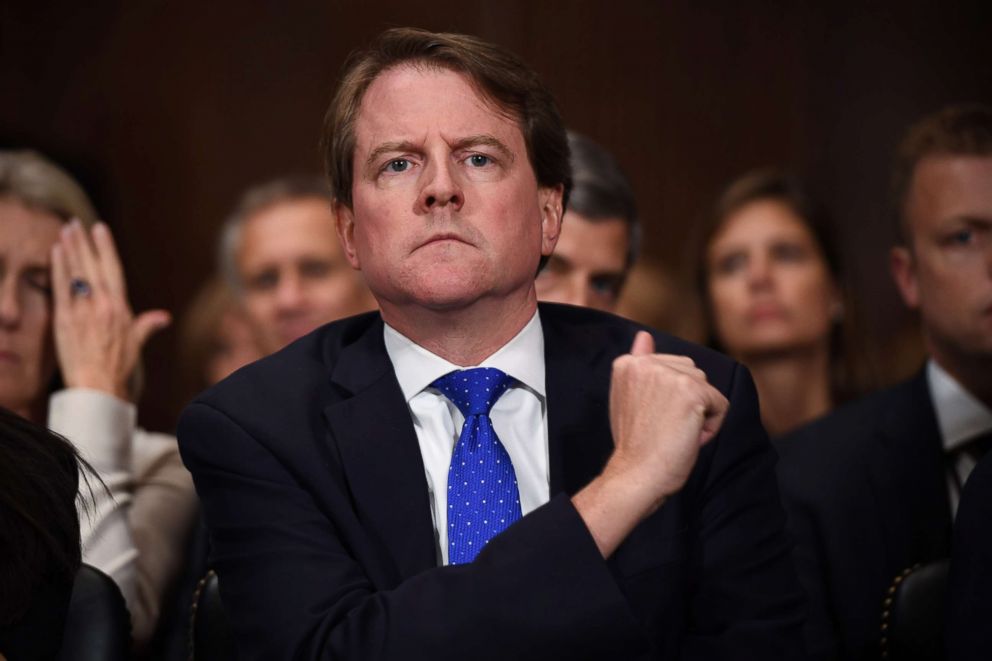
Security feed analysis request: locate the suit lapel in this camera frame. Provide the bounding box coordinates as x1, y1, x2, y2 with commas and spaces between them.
541, 305, 619, 496
867, 370, 952, 567
322, 316, 437, 580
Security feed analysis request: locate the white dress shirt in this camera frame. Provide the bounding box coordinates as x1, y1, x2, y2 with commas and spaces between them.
926, 360, 992, 515
383, 312, 549, 565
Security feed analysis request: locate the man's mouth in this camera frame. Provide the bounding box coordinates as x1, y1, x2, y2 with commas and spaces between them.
417, 233, 471, 249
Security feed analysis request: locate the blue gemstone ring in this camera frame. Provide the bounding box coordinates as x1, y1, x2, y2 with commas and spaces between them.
69, 277, 92, 298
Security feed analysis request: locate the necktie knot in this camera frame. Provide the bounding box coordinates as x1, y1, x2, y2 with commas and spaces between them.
431, 367, 515, 417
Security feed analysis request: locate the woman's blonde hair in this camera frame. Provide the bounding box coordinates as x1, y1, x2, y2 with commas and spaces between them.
0, 150, 98, 228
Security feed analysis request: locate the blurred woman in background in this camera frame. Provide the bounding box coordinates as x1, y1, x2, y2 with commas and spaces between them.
0, 150, 196, 649
179, 275, 262, 395
699, 169, 869, 437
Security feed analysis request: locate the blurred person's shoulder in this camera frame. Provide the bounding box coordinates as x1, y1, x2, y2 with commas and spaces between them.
774, 370, 932, 495
190, 311, 382, 426
538, 302, 738, 392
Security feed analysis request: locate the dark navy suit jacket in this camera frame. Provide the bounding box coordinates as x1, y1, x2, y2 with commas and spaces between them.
776, 371, 952, 661
947, 449, 992, 660
178, 303, 805, 660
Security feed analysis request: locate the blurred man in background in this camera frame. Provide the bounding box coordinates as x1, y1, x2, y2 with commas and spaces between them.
777, 104, 992, 661
536, 131, 639, 312
219, 175, 376, 355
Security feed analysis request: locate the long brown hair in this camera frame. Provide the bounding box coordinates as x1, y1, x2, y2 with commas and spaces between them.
696, 169, 875, 403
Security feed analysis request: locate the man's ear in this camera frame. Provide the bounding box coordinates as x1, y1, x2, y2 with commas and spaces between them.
890, 245, 919, 310
334, 201, 362, 270
538, 184, 564, 256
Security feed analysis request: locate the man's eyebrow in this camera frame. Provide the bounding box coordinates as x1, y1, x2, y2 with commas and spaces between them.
956, 214, 992, 227
363, 135, 516, 174
545, 253, 571, 268
364, 141, 420, 173
451, 135, 515, 163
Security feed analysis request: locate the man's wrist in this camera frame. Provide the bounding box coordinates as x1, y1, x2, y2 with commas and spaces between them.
598, 459, 670, 518
572, 462, 669, 558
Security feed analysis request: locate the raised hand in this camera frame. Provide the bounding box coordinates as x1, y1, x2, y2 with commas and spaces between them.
607, 331, 729, 504
50, 220, 171, 401
573, 330, 729, 558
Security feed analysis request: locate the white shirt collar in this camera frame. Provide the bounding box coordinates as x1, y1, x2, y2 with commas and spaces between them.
926, 359, 992, 451
383, 311, 546, 402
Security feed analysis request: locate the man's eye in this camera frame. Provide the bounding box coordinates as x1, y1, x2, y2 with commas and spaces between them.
467, 154, 492, 167
300, 260, 330, 278
248, 272, 278, 291
590, 275, 623, 298
948, 229, 973, 245
385, 159, 410, 173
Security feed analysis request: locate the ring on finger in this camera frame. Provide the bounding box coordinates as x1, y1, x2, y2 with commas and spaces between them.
69, 277, 93, 298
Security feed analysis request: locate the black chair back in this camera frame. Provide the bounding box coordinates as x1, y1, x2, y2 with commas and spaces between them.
189, 569, 237, 660
59, 564, 131, 661
881, 559, 950, 661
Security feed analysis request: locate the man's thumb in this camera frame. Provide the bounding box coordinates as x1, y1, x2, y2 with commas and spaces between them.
630, 330, 655, 356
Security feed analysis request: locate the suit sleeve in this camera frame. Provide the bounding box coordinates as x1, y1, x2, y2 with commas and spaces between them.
775, 466, 842, 661
681, 363, 808, 660
179, 401, 650, 661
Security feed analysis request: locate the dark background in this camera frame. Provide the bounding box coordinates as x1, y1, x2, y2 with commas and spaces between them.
3, 0, 990, 431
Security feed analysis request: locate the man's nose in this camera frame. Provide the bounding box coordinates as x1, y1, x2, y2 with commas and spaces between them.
0, 279, 22, 328
418, 160, 464, 212
273, 273, 306, 312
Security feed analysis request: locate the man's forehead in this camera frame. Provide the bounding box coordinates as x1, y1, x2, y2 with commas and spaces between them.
353, 65, 524, 150
909, 155, 992, 224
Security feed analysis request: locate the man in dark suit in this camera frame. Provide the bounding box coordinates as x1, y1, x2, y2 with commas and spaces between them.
178, 28, 805, 659
776, 104, 992, 660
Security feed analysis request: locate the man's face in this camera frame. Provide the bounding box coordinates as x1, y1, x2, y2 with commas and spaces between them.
0, 199, 61, 418
337, 65, 563, 317
237, 197, 375, 353
536, 212, 630, 312
891, 155, 992, 365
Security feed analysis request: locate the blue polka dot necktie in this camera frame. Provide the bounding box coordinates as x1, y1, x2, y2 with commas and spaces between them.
432, 367, 522, 565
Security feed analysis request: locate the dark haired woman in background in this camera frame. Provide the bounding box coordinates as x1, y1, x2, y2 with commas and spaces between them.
0, 407, 87, 659
699, 170, 869, 437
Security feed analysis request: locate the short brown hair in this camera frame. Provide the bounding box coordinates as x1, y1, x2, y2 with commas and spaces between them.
219, 175, 332, 292
891, 104, 992, 244
567, 130, 640, 269
321, 27, 571, 210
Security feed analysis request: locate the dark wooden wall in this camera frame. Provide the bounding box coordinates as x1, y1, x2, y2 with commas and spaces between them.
3, 0, 990, 430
